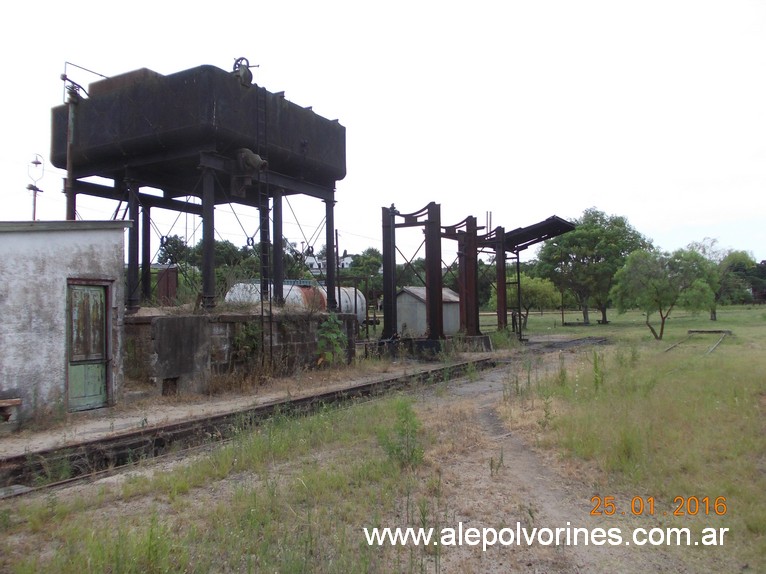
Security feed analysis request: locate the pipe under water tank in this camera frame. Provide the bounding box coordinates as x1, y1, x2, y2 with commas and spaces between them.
225, 283, 366, 324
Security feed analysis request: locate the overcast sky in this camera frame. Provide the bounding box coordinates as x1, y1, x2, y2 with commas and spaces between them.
2, 1, 764, 265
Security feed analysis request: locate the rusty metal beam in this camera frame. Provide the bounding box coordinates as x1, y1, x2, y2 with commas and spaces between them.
463, 216, 480, 336
72, 180, 203, 215
444, 216, 481, 336
424, 202, 443, 340
381, 205, 398, 339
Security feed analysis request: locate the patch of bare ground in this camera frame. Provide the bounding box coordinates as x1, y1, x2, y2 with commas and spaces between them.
400, 341, 710, 574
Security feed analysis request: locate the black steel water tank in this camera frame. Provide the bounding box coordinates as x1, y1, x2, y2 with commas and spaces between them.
50, 64, 346, 187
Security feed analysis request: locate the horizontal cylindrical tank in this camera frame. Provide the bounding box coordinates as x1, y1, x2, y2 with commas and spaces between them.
225, 283, 366, 324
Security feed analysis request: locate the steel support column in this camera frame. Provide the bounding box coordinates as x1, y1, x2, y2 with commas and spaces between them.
325, 197, 337, 310
127, 181, 140, 311
460, 216, 480, 336
381, 204, 398, 339
424, 202, 443, 340
272, 189, 284, 305
201, 168, 216, 308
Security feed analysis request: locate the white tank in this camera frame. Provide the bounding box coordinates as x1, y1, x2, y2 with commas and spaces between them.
225, 283, 366, 323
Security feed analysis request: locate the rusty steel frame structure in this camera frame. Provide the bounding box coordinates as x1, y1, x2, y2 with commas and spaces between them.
382, 201, 575, 342
381, 202, 444, 341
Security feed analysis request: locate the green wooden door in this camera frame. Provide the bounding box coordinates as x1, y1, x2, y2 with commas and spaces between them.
68, 284, 108, 411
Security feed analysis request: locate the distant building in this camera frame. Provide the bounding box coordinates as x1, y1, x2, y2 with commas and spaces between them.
305, 254, 325, 276
339, 250, 355, 269
305, 250, 357, 275
396, 286, 460, 337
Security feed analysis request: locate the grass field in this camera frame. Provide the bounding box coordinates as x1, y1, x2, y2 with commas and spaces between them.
0, 305, 763, 572
497, 305, 766, 569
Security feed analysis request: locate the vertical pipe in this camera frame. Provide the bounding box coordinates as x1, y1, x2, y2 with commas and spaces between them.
272, 189, 284, 305
141, 205, 152, 301
202, 169, 216, 308
127, 181, 140, 312
381, 205, 397, 339
325, 196, 337, 310
65, 87, 79, 220
336, 228, 341, 310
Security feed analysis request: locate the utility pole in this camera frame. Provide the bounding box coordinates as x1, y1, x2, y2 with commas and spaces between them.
27, 154, 44, 220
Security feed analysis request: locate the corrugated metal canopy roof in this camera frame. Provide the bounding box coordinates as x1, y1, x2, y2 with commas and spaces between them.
503, 215, 576, 252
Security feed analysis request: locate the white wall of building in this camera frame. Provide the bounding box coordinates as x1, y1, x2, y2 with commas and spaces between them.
0, 221, 129, 420
396, 287, 461, 337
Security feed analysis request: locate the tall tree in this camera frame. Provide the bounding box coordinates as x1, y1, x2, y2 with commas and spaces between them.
687, 238, 756, 319
157, 234, 192, 265
349, 247, 383, 302
746, 260, 766, 303
611, 248, 715, 340
537, 208, 651, 324
488, 272, 559, 328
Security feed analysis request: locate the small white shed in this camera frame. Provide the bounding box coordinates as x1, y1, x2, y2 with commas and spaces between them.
396, 286, 461, 338
0, 221, 130, 423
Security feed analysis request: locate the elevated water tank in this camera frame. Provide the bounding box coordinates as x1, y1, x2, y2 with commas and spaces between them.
51, 64, 346, 188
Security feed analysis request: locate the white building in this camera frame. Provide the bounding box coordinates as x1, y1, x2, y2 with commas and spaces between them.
396, 286, 461, 338
0, 221, 130, 423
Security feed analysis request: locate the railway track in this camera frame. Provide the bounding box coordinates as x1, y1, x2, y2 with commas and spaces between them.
0, 357, 497, 497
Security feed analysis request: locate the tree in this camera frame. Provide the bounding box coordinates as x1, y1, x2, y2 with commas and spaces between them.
396, 257, 427, 289
537, 208, 651, 324
189, 239, 244, 268
746, 260, 766, 303
488, 272, 559, 328
350, 247, 383, 303
687, 238, 756, 319
157, 234, 192, 265
611, 248, 715, 340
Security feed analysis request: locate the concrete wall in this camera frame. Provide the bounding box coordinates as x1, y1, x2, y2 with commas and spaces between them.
123, 311, 357, 395
0, 221, 129, 421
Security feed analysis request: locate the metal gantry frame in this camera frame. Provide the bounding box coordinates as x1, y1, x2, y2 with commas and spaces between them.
381, 202, 443, 341
382, 202, 576, 343
442, 215, 481, 337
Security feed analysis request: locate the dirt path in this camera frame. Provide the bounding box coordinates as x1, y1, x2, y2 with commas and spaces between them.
412, 345, 697, 573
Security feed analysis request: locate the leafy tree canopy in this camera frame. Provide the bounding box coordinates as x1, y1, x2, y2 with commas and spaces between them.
487, 272, 559, 327
687, 238, 756, 318
611, 248, 715, 340
537, 208, 651, 324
